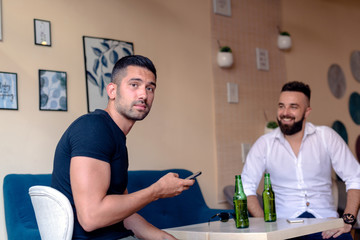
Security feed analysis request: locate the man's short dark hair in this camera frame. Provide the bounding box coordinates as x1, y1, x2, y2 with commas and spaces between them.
111, 55, 157, 83
281, 81, 311, 100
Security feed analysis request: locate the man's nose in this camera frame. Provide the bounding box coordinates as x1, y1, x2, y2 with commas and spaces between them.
284, 107, 292, 116
138, 87, 147, 100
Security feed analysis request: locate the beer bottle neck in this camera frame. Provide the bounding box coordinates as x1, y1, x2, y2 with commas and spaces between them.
235, 178, 244, 194
264, 175, 272, 189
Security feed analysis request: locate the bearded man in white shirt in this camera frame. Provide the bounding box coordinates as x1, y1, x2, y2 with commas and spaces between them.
241, 81, 360, 240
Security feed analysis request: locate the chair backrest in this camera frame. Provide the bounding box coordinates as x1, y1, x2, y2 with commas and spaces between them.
29, 186, 74, 240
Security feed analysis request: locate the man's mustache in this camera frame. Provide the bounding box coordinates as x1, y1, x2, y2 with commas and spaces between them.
132, 100, 148, 108
279, 115, 295, 120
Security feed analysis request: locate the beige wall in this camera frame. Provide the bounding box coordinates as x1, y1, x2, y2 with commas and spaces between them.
212, 0, 286, 201
282, 0, 360, 155
0, 0, 219, 238
1, 0, 360, 238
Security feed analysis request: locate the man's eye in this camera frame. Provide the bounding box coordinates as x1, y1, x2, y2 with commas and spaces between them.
146, 87, 154, 92
131, 83, 138, 87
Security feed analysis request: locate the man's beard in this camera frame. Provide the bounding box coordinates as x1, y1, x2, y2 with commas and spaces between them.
277, 114, 305, 135
116, 100, 150, 121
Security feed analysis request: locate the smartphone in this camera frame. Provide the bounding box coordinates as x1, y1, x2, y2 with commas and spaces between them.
185, 171, 202, 180
287, 218, 304, 223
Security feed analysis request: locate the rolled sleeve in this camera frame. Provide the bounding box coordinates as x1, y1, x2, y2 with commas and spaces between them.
324, 126, 360, 192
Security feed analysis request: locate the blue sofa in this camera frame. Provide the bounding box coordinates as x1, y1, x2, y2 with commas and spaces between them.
3, 169, 231, 240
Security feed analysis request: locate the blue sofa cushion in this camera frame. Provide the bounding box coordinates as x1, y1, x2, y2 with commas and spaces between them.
3, 169, 230, 239
127, 169, 228, 229
3, 174, 51, 240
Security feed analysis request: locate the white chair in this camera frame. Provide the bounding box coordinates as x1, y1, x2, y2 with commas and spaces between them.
29, 186, 74, 240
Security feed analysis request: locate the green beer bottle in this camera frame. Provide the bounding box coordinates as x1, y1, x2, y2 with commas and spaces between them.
233, 175, 249, 228
262, 172, 276, 222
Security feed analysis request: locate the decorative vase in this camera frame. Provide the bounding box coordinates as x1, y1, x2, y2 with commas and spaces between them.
264, 127, 275, 134
217, 52, 233, 68
277, 35, 292, 50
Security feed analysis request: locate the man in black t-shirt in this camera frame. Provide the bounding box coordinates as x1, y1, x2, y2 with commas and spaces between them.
52, 55, 195, 239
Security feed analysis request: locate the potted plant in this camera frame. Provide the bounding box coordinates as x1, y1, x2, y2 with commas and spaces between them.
265, 121, 278, 134
217, 42, 233, 68
277, 31, 292, 50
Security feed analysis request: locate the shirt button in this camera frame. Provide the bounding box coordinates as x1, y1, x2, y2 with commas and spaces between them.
306, 202, 310, 206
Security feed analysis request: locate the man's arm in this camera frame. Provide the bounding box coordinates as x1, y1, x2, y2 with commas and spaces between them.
124, 213, 176, 240
344, 189, 360, 219
70, 156, 194, 232
247, 195, 264, 217
322, 189, 360, 239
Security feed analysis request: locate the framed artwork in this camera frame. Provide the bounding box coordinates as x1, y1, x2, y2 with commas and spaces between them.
34, 19, 51, 46
0, 72, 18, 110
39, 70, 67, 111
213, 0, 231, 17
83, 36, 134, 112
0, 0, 2, 41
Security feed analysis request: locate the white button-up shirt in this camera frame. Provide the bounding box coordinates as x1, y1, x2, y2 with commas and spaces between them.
241, 122, 360, 219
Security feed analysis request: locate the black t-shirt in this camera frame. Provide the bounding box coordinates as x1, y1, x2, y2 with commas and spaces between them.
51, 109, 133, 239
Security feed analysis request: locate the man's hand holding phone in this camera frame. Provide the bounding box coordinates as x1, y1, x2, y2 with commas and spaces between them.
185, 171, 202, 180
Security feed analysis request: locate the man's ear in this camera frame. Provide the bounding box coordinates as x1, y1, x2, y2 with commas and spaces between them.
305, 106, 312, 119
106, 83, 117, 100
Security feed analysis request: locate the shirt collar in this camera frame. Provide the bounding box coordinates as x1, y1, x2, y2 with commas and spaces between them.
303, 122, 316, 140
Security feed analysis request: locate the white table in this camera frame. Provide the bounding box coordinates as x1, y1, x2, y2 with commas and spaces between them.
164, 217, 344, 240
